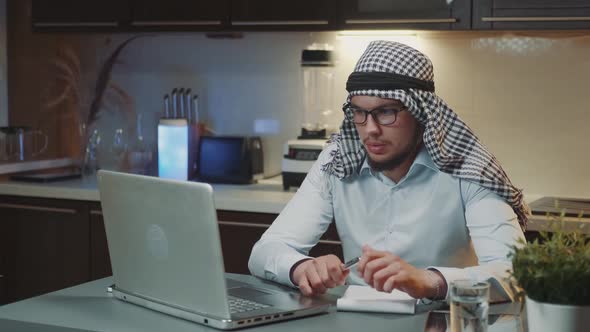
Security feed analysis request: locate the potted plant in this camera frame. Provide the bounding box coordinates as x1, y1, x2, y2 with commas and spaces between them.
510, 209, 590, 332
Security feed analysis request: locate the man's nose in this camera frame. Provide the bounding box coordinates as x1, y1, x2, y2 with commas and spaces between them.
365, 114, 381, 135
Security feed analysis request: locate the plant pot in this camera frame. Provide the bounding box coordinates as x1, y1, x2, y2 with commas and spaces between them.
526, 296, 590, 332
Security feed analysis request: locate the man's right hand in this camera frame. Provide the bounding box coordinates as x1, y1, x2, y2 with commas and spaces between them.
291, 255, 349, 296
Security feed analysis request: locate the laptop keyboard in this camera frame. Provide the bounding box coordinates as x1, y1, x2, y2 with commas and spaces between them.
228, 296, 270, 314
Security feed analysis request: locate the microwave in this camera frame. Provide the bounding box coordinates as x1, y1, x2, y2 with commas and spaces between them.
196, 136, 264, 184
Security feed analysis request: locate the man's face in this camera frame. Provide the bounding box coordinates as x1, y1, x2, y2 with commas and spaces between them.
350, 95, 422, 171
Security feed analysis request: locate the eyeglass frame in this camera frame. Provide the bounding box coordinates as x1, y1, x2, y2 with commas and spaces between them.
343, 103, 407, 126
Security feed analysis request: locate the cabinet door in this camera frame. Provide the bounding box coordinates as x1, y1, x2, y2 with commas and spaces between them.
474, 0, 590, 30
230, 0, 337, 30
31, 0, 128, 31
217, 210, 343, 274
0, 196, 90, 303
89, 205, 112, 280
217, 211, 276, 274
340, 0, 471, 30
130, 0, 230, 30
0, 214, 10, 305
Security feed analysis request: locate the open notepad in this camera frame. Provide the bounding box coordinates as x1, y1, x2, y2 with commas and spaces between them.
336, 285, 419, 314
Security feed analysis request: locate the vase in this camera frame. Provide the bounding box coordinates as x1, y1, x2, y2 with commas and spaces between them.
526, 296, 590, 332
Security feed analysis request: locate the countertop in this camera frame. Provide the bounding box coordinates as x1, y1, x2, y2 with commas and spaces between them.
0, 158, 75, 175
0, 175, 295, 214
0, 175, 588, 232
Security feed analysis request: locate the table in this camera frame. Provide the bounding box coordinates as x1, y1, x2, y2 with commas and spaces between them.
0, 275, 526, 332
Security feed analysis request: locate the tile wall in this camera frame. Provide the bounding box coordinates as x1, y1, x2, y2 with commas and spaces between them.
6, 4, 590, 197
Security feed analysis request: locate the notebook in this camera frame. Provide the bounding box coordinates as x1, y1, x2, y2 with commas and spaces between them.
336, 285, 419, 314
97, 170, 331, 330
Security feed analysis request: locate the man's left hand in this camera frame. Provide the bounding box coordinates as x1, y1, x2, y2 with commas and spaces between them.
357, 245, 440, 299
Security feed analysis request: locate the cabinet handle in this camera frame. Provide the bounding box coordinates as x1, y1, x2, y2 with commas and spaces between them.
90, 210, 103, 216
0, 203, 77, 214
345, 18, 457, 24
231, 20, 329, 26
481, 16, 590, 22
218, 220, 269, 229
131, 20, 222, 26
218, 221, 342, 245
33, 22, 119, 27
318, 240, 342, 245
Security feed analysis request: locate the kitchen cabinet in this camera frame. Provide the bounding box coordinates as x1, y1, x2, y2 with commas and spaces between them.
0, 212, 9, 305
89, 204, 112, 280
29, 0, 590, 33
0, 196, 90, 303
217, 210, 343, 274
338, 0, 471, 30
230, 0, 337, 30
30, 0, 129, 31
82, 207, 343, 279
473, 0, 590, 30
129, 0, 230, 31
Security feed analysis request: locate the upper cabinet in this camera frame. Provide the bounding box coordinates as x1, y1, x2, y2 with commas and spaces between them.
130, 0, 230, 31
31, 0, 129, 31
30, 0, 590, 32
473, 0, 590, 30
339, 0, 471, 30
230, 0, 337, 30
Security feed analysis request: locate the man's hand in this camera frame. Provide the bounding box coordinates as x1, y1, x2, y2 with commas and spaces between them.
357, 245, 441, 299
291, 255, 349, 296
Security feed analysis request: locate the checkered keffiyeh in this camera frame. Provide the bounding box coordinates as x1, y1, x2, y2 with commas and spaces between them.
322, 40, 530, 229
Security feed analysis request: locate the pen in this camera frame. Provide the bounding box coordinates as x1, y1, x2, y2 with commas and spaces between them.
343, 256, 361, 270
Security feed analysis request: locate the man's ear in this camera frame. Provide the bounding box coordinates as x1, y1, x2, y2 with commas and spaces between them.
417, 123, 425, 144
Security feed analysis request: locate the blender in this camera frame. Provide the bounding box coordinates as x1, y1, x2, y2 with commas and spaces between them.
282, 44, 335, 190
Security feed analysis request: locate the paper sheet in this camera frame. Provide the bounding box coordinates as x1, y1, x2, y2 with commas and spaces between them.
336, 285, 418, 314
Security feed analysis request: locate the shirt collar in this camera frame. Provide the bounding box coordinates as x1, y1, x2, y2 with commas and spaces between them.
359, 145, 438, 176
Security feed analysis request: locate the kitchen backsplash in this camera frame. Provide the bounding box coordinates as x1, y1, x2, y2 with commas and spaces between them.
5, 2, 590, 197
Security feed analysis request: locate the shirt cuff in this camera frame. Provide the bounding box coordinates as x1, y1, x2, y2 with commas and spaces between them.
277, 252, 312, 288
427, 266, 469, 300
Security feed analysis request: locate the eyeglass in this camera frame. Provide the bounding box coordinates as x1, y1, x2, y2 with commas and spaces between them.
344, 105, 406, 125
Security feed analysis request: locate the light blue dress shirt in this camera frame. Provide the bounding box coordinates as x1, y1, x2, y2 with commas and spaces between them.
249, 144, 525, 300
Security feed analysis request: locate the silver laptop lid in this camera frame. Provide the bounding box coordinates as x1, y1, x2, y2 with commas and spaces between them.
97, 170, 231, 319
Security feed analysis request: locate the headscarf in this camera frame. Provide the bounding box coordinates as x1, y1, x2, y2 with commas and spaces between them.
321, 40, 530, 229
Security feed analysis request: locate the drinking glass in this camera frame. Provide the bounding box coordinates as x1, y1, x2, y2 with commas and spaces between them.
83, 129, 102, 176
450, 280, 490, 332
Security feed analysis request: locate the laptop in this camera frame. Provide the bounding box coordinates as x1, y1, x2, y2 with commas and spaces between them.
97, 170, 331, 330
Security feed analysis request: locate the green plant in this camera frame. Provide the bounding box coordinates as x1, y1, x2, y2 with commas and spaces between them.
510, 208, 590, 306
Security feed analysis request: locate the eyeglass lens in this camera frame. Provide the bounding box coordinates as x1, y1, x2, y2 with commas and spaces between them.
346, 107, 401, 125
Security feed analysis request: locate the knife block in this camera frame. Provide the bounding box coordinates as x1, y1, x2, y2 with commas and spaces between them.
157, 119, 189, 180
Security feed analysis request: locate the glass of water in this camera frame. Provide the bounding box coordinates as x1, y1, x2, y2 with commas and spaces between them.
450, 280, 490, 332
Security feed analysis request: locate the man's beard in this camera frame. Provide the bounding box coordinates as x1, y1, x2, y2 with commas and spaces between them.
366, 129, 423, 172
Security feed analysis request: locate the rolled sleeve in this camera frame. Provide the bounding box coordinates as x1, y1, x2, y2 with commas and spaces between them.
451, 181, 526, 302
248, 146, 336, 288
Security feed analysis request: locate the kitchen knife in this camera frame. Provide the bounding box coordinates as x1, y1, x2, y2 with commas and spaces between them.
178, 88, 185, 119
185, 88, 192, 123
164, 94, 170, 119
192, 95, 199, 124
171, 88, 178, 118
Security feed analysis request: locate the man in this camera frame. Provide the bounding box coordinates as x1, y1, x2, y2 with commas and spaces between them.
249, 41, 528, 301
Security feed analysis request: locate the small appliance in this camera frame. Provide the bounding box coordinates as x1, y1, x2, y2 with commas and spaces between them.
281, 139, 328, 190
197, 136, 264, 184
282, 44, 335, 190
